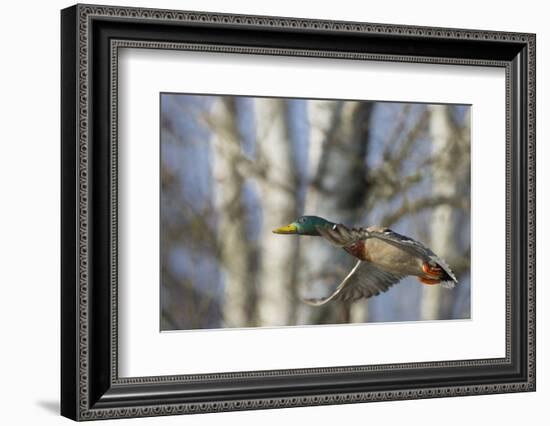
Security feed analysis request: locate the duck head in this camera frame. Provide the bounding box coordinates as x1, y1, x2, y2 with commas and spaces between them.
272, 215, 335, 236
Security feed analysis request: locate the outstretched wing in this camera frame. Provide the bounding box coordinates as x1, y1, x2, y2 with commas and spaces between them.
302, 260, 405, 306
317, 224, 367, 247
367, 228, 458, 286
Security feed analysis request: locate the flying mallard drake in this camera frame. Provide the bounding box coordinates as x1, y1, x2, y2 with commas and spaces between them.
273, 216, 457, 305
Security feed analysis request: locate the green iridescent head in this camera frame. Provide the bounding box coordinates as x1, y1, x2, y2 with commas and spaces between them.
272, 216, 335, 236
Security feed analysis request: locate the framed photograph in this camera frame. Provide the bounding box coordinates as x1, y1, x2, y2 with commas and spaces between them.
61, 4, 536, 421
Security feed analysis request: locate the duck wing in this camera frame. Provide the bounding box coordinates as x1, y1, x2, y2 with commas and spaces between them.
367, 228, 458, 287
317, 223, 367, 246
302, 260, 405, 306
318, 224, 457, 288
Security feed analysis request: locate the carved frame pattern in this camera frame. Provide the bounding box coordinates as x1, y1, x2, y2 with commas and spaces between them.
61, 3, 536, 421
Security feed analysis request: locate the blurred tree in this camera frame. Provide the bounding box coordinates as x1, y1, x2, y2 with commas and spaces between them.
159, 94, 471, 330
421, 104, 469, 320
298, 100, 373, 324
255, 99, 301, 326
160, 97, 222, 330
210, 98, 257, 327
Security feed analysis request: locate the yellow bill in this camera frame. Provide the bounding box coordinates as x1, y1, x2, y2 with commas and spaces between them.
272, 223, 298, 234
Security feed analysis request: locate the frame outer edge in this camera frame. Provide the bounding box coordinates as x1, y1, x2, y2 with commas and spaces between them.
61, 4, 80, 421
527, 33, 536, 390
66, 4, 536, 421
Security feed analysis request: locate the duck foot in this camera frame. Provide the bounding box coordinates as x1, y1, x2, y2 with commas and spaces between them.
422, 262, 442, 277
418, 276, 441, 285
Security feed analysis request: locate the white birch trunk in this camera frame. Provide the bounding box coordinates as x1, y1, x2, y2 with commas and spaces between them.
210, 98, 253, 328
421, 105, 459, 320
299, 101, 372, 324
255, 99, 299, 326
296, 101, 340, 323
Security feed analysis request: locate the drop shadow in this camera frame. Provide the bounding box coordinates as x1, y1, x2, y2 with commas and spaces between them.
36, 400, 59, 415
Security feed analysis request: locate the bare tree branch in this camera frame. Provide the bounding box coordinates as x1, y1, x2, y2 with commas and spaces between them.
382, 194, 469, 227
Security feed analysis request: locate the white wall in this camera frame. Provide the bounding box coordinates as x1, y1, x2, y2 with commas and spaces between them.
0, 0, 546, 424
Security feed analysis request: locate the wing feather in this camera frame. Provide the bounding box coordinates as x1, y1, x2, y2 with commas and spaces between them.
367, 228, 458, 285
312, 224, 457, 300
302, 260, 405, 306
317, 224, 367, 247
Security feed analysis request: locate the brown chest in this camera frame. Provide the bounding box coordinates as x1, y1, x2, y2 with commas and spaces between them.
344, 240, 370, 261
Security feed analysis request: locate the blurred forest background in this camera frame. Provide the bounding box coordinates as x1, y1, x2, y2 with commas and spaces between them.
160, 94, 471, 331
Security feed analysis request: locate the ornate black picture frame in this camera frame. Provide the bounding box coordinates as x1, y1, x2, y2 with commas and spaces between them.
61, 3, 536, 421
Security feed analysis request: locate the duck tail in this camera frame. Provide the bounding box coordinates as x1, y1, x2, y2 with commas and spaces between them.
434, 259, 458, 289
424, 254, 458, 289
439, 274, 457, 289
